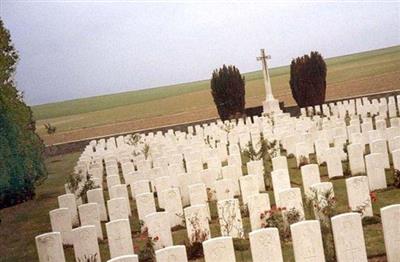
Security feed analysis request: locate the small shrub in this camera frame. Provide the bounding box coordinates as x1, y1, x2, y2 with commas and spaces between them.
66, 172, 99, 203
44, 123, 56, 134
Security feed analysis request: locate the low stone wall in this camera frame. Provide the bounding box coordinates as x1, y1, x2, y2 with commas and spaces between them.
44, 89, 400, 157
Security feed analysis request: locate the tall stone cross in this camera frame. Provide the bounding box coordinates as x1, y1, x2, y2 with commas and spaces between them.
257, 49, 274, 101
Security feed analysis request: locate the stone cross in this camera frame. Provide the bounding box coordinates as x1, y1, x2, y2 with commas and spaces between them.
257, 49, 274, 101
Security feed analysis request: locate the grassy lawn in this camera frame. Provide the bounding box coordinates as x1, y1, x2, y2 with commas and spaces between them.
1, 148, 399, 261
32, 46, 400, 145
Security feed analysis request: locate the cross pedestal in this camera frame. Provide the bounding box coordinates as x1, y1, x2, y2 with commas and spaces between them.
257, 49, 281, 115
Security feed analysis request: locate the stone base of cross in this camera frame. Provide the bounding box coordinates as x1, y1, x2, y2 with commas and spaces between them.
263, 98, 281, 114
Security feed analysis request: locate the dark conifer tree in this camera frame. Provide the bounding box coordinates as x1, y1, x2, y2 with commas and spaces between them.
289, 51, 327, 107
210, 65, 245, 120
0, 19, 47, 208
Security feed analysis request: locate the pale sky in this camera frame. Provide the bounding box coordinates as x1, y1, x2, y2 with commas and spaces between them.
1, 1, 399, 105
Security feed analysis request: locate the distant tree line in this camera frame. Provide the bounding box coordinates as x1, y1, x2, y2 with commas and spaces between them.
0, 20, 47, 208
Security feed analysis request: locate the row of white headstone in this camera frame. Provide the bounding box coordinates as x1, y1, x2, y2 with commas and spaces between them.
36, 204, 400, 262
36, 94, 400, 261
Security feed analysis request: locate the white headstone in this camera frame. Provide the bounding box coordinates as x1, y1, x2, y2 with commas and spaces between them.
365, 153, 387, 191
325, 148, 344, 178
247, 193, 271, 231
184, 205, 211, 244
345, 176, 373, 217
72, 225, 101, 262
49, 208, 73, 245
106, 219, 134, 258
202, 236, 236, 262
160, 188, 184, 227
109, 184, 132, 215
271, 169, 291, 207
155, 245, 188, 262
279, 188, 305, 222
249, 228, 283, 262
331, 213, 367, 262
145, 212, 173, 250
347, 143, 366, 175
239, 175, 259, 204
107, 197, 129, 221
300, 164, 321, 197
58, 193, 79, 226
290, 220, 325, 262
381, 204, 400, 262
214, 179, 235, 201
87, 188, 108, 221
78, 203, 103, 239
35, 232, 66, 262
135, 192, 156, 222
217, 198, 244, 238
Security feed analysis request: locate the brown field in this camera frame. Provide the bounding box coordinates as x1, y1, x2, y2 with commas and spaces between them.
34, 46, 400, 145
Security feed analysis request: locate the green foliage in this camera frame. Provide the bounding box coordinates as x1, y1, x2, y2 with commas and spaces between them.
210, 65, 245, 120
66, 172, 98, 203
0, 19, 47, 208
289, 51, 327, 107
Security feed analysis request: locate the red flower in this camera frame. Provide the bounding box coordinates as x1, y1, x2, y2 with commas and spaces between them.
370, 192, 377, 202
133, 245, 139, 252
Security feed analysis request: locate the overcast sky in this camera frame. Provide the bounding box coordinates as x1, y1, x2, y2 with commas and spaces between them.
1, 1, 399, 105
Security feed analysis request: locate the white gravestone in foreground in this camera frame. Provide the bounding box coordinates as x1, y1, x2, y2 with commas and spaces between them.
325, 148, 344, 178
155, 245, 188, 262
78, 203, 103, 240
107, 197, 129, 221
161, 188, 184, 227
331, 213, 367, 262
214, 179, 235, 201
291, 220, 326, 262
135, 192, 156, 222
106, 219, 134, 258
58, 193, 79, 226
249, 228, 283, 262
279, 188, 305, 222
247, 193, 271, 231
300, 164, 321, 198
365, 153, 387, 191
87, 188, 108, 221
381, 204, 400, 262
202, 236, 236, 262
145, 212, 173, 250
49, 208, 73, 245
345, 176, 373, 217
35, 232, 66, 262
239, 175, 259, 204
217, 198, 244, 238
184, 205, 210, 244
109, 184, 132, 215
347, 143, 366, 175
271, 169, 291, 207
72, 225, 101, 262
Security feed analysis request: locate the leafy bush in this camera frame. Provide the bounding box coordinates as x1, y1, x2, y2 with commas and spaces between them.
66, 172, 99, 203
0, 19, 47, 208
210, 65, 245, 120
289, 51, 327, 107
